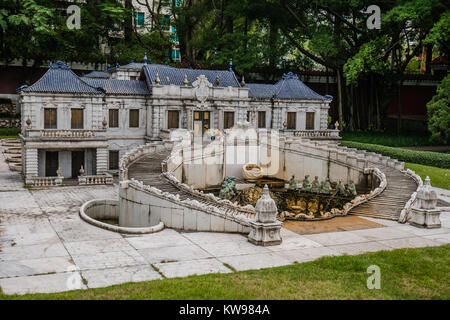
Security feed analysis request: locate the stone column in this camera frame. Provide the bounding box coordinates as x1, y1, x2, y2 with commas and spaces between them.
248, 185, 282, 246
24, 148, 38, 182
96, 148, 108, 174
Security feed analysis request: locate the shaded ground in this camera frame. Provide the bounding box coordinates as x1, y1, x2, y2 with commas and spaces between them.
283, 216, 385, 235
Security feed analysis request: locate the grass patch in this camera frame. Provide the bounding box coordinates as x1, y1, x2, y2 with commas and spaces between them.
405, 163, 450, 190
340, 131, 438, 147
1, 245, 449, 300
0, 128, 20, 137
341, 141, 450, 169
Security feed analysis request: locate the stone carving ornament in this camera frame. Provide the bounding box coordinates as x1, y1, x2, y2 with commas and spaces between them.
192, 75, 212, 105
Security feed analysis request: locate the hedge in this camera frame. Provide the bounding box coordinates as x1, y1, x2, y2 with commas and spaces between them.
340, 141, 450, 169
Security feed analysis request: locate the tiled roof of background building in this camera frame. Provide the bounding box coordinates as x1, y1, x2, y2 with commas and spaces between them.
83, 70, 110, 78
17, 61, 150, 95
245, 83, 277, 99
246, 72, 332, 100
82, 78, 150, 95
142, 64, 241, 87
19, 61, 102, 94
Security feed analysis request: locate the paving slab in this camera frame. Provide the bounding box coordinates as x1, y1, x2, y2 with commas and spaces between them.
64, 238, 137, 256
0, 256, 76, 278
138, 244, 213, 264
181, 231, 248, 244
0, 272, 87, 295
0, 242, 68, 261
196, 239, 271, 257
125, 229, 192, 250
154, 258, 231, 278
349, 227, 414, 241
82, 265, 162, 288
329, 241, 392, 255
276, 246, 342, 264
303, 230, 369, 246
378, 236, 442, 249
71, 250, 147, 271
219, 252, 292, 271
423, 233, 450, 244
266, 234, 322, 252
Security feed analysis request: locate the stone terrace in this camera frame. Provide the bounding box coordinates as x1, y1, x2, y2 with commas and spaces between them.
0, 142, 449, 295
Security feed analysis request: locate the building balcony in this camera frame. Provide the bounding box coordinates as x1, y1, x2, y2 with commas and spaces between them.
281, 129, 341, 140
23, 129, 107, 140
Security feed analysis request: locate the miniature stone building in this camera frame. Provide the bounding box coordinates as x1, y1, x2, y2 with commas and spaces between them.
17, 58, 335, 184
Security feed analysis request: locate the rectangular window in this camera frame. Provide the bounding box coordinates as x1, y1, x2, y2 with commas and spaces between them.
223, 112, 234, 129
135, 12, 145, 26
167, 110, 179, 129
258, 111, 266, 128
287, 112, 296, 130
109, 151, 119, 170
71, 108, 83, 129
129, 109, 139, 128
161, 15, 170, 31
306, 112, 315, 130
247, 111, 250, 122
130, 76, 137, 80
109, 109, 119, 128
44, 108, 57, 129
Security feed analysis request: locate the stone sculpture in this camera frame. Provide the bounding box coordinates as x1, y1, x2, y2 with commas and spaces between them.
288, 175, 297, 190
242, 163, 263, 180
311, 176, 321, 193
302, 175, 311, 192
248, 185, 282, 246
336, 180, 346, 195
347, 180, 357, 196
409, 176, 441, 228
219, 176, 237, 200
321, 177, 332, 194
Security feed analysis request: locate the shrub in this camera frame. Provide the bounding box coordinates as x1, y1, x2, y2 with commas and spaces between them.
340, 141, 450, 169
427, 74, 450, 145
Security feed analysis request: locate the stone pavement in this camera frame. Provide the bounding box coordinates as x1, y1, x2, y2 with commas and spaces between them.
0, 144, 449, 295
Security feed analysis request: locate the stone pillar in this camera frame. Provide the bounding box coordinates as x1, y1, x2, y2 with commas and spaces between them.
248, 185, 282, 246
24, 148, 38, 182
96, 148, 108, 174
409, 176, 441, 228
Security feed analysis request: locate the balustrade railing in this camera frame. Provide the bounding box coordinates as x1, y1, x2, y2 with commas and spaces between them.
78, 173, 113, 185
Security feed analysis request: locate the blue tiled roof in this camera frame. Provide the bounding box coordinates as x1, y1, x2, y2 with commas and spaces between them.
83, 70, 110, 78
82, 79, 150, 95
143, 64, 241, 87
246, 83, 277, 99
20, 61, 102, 94
113, 62, 145, 71
18, 61, 150, 96
247, 72, 332, 101
273, 72, 330, 100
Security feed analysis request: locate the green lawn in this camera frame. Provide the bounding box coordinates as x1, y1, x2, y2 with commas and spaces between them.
340, 131, 438, 147
405, 163, 450, 190
1, 245, 449, 300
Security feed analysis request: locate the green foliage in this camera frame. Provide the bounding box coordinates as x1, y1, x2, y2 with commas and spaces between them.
0, 128, 20, 137
427, 75, 450, 145
341, 141, 450, 168
343, 38, 389, 85
341, 131, 438, 147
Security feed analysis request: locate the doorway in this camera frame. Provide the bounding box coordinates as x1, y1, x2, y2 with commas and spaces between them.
45, 151, 59, 177
193, 111, 210, 137
71, 151, 85, 178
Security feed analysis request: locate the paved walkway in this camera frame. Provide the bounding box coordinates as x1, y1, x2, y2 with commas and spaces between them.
0, 144, 449, 295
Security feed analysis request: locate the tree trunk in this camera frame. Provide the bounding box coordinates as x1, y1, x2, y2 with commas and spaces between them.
124, 0, 133, 44
336, 68, 344, 130
425, 44, 432, 74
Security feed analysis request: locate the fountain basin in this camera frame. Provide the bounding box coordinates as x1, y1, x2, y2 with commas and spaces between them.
80, 199, 164, 234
